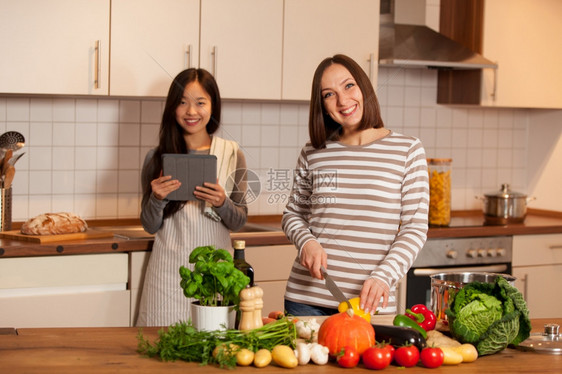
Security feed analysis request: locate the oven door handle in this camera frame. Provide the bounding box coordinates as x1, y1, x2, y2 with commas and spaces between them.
412, 264, 509, 277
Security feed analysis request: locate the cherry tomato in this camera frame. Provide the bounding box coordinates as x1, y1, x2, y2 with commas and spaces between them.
362, 345, 393, 370
337, 346, 360, 368
394, 345, 420, 368
420, 346, 444, 368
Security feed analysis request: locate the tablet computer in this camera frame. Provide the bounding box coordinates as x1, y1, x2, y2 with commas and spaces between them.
162, 154, 217, 201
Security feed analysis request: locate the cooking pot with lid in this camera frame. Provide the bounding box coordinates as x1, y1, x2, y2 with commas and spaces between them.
478, 183, 535, 225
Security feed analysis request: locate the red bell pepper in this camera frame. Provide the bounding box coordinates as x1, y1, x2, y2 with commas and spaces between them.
405, 304, 437, 331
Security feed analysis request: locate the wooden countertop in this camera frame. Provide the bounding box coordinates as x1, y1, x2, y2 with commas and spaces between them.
1, 210, 561, 258
427, 209, 562, 239
0, 318, 559, 373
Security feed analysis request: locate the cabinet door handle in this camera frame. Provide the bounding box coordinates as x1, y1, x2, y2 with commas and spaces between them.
185, 44, 192, 69
94, 40, 100, 89
521, 273, 528, 301
491, 62, 498, 101
211, 46, 218, 78
549, 245, 562, 249
367, 53, 375, 81
412, 264, 508, 276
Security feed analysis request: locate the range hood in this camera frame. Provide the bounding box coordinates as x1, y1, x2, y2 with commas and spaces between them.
378, 3, 497, 70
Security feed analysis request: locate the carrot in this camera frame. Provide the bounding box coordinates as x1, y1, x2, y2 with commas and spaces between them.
268, 311, 285, 320
262, 317, 276, 325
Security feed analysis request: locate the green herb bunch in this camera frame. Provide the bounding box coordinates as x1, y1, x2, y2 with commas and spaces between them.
137, 317, 297, 368
179, 245, 250, 307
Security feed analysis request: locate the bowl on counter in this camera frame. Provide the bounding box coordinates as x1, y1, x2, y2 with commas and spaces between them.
430, 272, 516, 328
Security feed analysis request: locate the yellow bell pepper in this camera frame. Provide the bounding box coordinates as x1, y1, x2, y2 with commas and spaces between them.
337, 297, 371, 323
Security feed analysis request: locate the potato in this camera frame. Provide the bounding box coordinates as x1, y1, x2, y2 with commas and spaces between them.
455, 344, 478, 363
212, 343, 239, 359
254, 349, 272, 368
426, 330, 461, 348
440, 346, 464, 365
236, 348, 255, 366
272, 345, 298, 368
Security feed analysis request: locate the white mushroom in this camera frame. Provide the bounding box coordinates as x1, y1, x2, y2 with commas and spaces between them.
309, 343, 330, 365
295, 318, 320, 342
294, 342, 312, 365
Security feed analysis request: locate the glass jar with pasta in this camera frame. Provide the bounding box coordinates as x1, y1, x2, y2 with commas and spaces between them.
427, 158, 452, 226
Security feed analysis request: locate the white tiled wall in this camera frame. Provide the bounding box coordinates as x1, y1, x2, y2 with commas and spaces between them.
0, 67, 530, 221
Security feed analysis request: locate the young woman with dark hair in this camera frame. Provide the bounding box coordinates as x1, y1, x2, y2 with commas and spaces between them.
282, 55, 429, 317
136, 68, 248, 326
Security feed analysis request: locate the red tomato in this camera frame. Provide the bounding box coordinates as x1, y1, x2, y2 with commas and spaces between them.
337, 346, 360, 368
362, 346, 393, 370
394, 345, 420, 368
381, 343, 395, 361
420, 347, 444, 368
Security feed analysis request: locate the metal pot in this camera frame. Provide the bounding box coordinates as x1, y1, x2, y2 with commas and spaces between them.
479, 184, 534, 225
430, 272, 516, 327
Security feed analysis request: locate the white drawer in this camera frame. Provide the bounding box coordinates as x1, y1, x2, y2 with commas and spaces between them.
0, 253, 128, 289
512, 234, 562, 266
0, 290, 130, 328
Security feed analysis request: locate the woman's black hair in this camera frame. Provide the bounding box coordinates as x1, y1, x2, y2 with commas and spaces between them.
141, 68, 221, 219
308, 54, 384, 149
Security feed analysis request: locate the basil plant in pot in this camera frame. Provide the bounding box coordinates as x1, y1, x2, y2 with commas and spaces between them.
179, 245, 250, 331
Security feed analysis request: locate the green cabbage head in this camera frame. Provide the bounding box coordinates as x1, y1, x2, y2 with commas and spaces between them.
445, 276, 531, 356
452, 292, 503, 343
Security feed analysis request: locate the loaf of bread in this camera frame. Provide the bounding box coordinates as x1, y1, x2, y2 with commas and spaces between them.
21, 212, 88, 235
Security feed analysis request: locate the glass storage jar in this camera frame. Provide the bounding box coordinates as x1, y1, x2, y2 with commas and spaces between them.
427, 158, 452, 226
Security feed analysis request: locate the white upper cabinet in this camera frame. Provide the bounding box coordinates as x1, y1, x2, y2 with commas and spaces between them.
479, 0, 562, 108
110, 0, 200, 97
0, 0, 110, 95
0, 0, 382, 101
282, 0, 380, 101
199, 0, 283, 100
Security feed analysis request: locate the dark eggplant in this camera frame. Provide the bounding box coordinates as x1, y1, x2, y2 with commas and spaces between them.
371, 324, 427, 350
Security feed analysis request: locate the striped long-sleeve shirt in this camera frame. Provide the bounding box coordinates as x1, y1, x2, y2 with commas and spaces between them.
282, 131, 429, 314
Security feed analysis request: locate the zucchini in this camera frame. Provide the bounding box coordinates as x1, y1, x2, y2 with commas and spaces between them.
371, 324, 427, 350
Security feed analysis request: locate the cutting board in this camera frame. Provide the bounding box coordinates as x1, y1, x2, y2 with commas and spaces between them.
0, 229, 114, 243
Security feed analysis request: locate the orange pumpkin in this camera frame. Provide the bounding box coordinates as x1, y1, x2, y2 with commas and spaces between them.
317, 310, 375, 356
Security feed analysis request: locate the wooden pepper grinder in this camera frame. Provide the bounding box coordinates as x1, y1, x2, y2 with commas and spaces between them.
252, 286, 264, 329
238, 286, 256, 331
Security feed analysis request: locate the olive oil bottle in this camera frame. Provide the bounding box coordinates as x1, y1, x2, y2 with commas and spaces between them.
233, 240, 254, 329
233, 240, 254, 287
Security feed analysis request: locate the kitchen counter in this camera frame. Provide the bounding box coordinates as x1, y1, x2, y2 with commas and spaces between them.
426, 209, 562, 239
1, 210, 562, 258
0, 318, 559, 373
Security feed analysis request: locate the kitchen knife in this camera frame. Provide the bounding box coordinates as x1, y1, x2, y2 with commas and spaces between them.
320, 266, 352, 310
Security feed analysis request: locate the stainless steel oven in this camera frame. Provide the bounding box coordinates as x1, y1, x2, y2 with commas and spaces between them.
396, 236, 513, 314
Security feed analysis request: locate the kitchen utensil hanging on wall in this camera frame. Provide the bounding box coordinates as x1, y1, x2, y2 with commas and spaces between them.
0, 131, 25, 189
0, 131, 25, 151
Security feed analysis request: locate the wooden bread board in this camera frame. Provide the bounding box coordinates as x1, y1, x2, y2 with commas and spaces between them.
0, 229, 114, 243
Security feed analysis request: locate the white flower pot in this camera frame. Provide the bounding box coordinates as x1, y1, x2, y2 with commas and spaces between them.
191, 302, 236, 331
